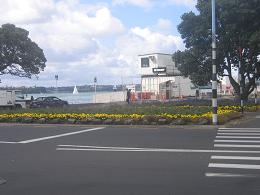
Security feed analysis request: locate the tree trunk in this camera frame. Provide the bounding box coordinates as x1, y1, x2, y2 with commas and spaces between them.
228, 75, 254, 102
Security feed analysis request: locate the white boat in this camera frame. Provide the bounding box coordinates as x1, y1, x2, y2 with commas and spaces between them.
72, 85, 79, 94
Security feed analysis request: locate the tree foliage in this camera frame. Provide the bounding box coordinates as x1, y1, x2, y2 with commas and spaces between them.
173, 0, 260, 99
0, 24, 46, 78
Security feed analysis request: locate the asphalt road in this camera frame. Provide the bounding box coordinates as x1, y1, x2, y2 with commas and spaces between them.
0, 113, 260, 195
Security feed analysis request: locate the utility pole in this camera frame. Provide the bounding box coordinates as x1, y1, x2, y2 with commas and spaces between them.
94, 76, 97, 103
211, 0, 218, 125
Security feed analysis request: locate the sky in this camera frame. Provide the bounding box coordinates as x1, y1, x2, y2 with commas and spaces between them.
0, 0, 197, 87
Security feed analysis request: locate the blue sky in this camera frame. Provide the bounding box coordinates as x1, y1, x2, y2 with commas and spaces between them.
0, 0, 196, 87
110, 1, 194, 35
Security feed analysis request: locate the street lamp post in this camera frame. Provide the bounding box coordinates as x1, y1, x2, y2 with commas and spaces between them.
55, 75, 58, 91
212, 0, 218, 125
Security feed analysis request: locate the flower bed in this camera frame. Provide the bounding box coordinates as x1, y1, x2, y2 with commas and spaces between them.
0, 105, 249, 125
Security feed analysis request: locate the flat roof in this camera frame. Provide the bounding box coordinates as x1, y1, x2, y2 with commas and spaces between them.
138, 53, 172, 56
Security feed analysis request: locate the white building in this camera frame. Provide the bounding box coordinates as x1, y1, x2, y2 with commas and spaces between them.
139, 53, 196, 99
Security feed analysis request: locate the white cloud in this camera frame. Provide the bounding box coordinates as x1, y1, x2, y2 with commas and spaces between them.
0, 0, 55, 24
130, 27, 183, 52
167, 0, 197, 7
113, 27, 184, 77
27, 6, 124, 54
42, 26, 184, 85
0, 0, 184, 87
1, 24, 184, 86
112, 0, 152, 8
112, 0, 196, 8
0, 0, 124, 54
156, 18, 172, 32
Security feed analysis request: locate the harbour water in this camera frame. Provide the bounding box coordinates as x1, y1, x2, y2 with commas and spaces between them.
25, 92, 98, 104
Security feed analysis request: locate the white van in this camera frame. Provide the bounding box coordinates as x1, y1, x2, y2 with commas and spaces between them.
0, 90, 27, 109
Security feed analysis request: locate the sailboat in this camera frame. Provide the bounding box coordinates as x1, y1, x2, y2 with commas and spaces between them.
72, 85, 79, 95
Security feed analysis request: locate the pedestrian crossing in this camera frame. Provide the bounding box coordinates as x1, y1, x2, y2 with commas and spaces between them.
206, 127, 260, 177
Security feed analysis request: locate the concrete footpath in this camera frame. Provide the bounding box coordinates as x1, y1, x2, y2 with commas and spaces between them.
225, 111, 260, 128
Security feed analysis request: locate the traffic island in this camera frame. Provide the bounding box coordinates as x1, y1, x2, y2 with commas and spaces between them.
0, 105, 255, 125
0, 113, 242, 125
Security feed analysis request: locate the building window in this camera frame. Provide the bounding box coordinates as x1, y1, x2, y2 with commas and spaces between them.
141, 57, 149, 67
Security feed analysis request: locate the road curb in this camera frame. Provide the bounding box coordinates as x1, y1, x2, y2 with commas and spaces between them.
0, 122, 221, 129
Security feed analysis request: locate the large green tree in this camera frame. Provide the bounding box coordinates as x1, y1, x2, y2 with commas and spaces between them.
0, 24, 46, 78
173, 0, 260, 99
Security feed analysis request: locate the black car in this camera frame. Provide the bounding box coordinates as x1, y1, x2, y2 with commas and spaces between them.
30, 96, 68, 108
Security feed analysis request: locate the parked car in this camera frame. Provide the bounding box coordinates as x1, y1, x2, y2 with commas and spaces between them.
29, 96, 68, 108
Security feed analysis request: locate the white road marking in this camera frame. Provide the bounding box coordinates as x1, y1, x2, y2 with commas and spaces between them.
0, 141, 18, 144
207, 128, 260, 177
219, 130, 260, 133
56, 145, 260, 153
208, 163, 260, 170
57, 148, 163, 152
214, 144, 260, 148
205, 172, 258, 177
218, 133, 260, 136
211, 155, 260, 160
219, 128, 260, 130
216, 136, 260, 139
58, 145, 150, 150
215, 140, 260, 143
19, 127, 105, 144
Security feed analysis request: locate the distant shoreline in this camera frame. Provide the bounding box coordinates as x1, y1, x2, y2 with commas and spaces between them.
1, 84, 141, 94
22, 90, 114, 95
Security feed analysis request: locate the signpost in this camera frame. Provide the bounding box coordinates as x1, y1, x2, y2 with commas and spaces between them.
152, 67, 166, 74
